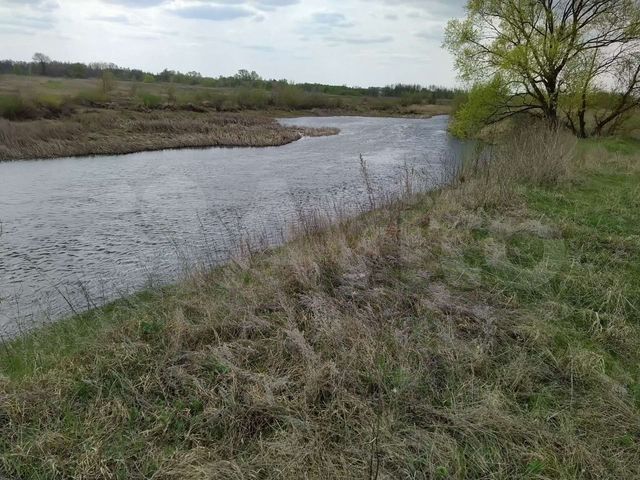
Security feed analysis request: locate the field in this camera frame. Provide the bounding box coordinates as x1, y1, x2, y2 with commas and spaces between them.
1, 128, 639, 478
0, 74, 450, 160
0, 74, 452, 116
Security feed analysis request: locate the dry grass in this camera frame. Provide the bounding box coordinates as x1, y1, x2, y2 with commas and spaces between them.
1, 130, 639, 478
447, 124, 577, 209
0, 110, 339, 160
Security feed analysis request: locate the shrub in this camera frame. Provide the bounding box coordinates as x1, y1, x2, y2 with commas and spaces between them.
236, 88, 270, 109
0, 95, 35, 120
101, 71, 116, 94
138, 92, 163, 108
34, 94, 69, 116
272, 85, 306, 109
400, 92, 423, 107
35, 94, 63, 109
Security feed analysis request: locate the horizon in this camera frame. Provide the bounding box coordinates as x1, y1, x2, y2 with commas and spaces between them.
0, 0, 466, 89
2, 55, 459, 90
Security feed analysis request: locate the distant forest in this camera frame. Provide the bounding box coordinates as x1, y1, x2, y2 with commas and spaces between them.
0, 54, 459, 103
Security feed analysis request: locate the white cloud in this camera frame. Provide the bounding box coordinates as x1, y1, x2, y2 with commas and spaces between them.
0, 0, 461, 87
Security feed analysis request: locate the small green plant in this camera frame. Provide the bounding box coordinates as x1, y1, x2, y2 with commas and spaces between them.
138, 92, 162, 108
0, 94, 33, 120
35, 93, 63, 109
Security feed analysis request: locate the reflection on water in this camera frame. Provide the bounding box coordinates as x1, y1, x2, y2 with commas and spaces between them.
0, 115, 462, 334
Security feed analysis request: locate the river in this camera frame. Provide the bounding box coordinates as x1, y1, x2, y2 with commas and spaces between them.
0, 115, 461, 335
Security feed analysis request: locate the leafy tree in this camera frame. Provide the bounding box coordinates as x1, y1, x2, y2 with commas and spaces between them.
68, 63, 87, 78
449, 76, 510, 137
234, 69, 262, 83
445, 0, 640, 136
32, 52, 51, 75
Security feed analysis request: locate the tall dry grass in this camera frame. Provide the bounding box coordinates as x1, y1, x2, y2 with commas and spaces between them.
442, 124, 577, 209
0, 111, 338, 160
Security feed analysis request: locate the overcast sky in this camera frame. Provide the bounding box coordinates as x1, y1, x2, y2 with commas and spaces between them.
0, 0, 466, 87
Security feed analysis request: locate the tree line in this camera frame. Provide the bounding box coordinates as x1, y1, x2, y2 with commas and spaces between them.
0, 54, 459, 103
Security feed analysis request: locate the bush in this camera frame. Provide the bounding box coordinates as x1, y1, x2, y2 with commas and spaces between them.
272, 85, 306, 109
236, 88, 270, 109
101, 71, 116, 94
35, 94, 63, 109
138, 92, 163, 108
0, 95, 36, 120
34, 94, 69, 116
400, 92, 423, 107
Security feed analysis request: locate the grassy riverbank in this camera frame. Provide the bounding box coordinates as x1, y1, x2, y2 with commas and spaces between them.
0, 74, 450, 160
1, 128, 638, 478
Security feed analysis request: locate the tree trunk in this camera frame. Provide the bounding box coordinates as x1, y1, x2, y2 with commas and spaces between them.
578, 92, 588, 138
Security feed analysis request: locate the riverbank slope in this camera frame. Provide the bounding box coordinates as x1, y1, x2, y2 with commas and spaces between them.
1, 133, 639, 478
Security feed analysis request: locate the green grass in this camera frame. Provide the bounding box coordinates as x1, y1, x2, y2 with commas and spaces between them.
0, 138, 639, 478
0, 94, 32, 120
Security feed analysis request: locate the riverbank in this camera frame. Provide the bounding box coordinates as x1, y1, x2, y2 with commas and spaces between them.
1, 132, 639, 478
0, 110, 340, 161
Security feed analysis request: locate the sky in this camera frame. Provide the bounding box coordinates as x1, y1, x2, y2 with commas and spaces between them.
0, 0, 466, 87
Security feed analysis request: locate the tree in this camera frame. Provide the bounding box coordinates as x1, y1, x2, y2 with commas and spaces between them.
68, 62, 87, 78
445, 0, 640, 137
234, 69, 262, 83
32, 52, 51, 75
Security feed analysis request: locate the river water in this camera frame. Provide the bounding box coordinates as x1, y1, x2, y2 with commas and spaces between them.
0, 115, 460, 334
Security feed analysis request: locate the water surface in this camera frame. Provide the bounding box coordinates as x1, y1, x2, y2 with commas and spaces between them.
0, 116, 459, 334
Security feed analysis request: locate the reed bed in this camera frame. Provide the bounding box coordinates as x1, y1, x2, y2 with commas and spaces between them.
0, 111, 339, 161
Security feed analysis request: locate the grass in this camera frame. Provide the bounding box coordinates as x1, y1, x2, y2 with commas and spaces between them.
1, 129, 638, 478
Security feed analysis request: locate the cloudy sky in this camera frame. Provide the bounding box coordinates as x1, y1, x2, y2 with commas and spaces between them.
0, 0, 466, 87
